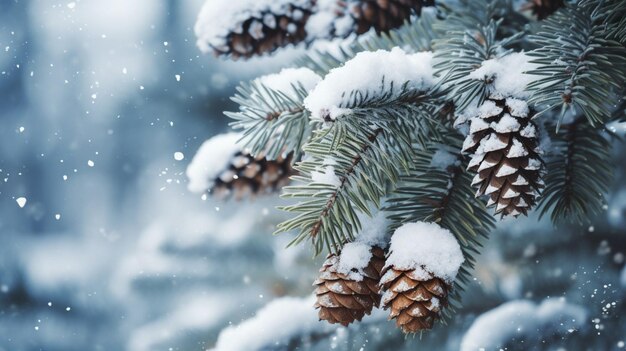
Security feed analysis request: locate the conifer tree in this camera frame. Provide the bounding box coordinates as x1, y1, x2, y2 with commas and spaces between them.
190, 0, 625, 337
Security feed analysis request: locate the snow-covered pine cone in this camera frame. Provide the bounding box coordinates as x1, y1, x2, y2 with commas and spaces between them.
462, 97, 545, 217
347, 0, 435, 35
380, 265, 449, 333
380, 222, 464, 333
212, 151, 295, 199
213, 2, 314, 59
314, 246, 385, 326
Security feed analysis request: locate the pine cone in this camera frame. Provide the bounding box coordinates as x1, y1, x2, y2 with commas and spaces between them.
314, 246, 385, 326
214, 3, 314, 59
462, 97, 545, 217
380, 265, 449, 333
212, 152, 295, 199
522, 0, 564, 20
348, 0, 435, 35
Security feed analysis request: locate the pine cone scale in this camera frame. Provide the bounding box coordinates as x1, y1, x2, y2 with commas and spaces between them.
381, 266, 450, 333
314, 246, 385, 326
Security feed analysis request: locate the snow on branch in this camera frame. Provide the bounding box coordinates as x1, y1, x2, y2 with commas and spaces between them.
304, 48, 435, 120
467, 52, 537, 100
461, 298, 588, 351
255, 67, 321, 99
385, 222, 464, 284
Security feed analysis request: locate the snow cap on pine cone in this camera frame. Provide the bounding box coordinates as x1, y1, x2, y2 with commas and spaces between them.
385, 221, 464, 284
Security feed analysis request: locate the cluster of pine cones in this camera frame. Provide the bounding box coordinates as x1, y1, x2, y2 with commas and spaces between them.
213, 0, 435, 59
208, 0, 564, 59
314, 246, 450, 333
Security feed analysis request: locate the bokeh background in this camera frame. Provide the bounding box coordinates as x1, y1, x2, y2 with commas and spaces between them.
1, 1, 625, 350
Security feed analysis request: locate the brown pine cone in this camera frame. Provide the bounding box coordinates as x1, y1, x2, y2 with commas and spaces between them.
212, 151, 295, 199
462, 97, 545, 217
314, 246, 385, 326
348, 0, 435, 35
380, 266, 449, 333
212, 3, 314, 59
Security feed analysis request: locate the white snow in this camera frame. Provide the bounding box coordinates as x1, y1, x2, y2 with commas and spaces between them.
520, 123, 538, 138
460, 298, 588, 351
311, 165, 341, 187
212, 296, 322, 351
336, 209, 390, 280
304, 48, 435, 120
174, 152, 184, 161
354, 209, 391, 248
469, 117, 490, 133
430, 148, 460, 170
194, 0, 312, 53
386, 222, 464, 284
16, 197, 27, 208
477, 133, 508, 153
505, 98, 529, 117
337, 242, 373, 280
506, 138, 528, 158
186, 132, 242, 193
478, 99, 503, 118
496, 163, 517, 177
469, 52, 537, 99
255, 67, 321, 99
491, 114, 521, 133
305, 0, 354, 40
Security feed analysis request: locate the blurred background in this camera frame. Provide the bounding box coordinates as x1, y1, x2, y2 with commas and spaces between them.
0, 1, 625, 350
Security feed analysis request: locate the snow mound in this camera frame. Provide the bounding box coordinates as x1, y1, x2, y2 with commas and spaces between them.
469, 52, 537, 99
304, 48, 435, 120
254, 67, 321, 99
186, 132, 241, 193
461, 298, 588, 351
386, 222, 463, 283
212, 296, 321, 351
334, 209, 390, 280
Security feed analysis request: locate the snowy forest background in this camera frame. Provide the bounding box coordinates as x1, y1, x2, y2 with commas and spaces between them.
1, 0, 626, 350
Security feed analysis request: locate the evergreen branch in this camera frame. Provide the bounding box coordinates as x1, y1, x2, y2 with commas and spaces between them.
385, 131, 494, 324
537, 119, 614, 224
276, 104, 431, 255
438, 0, 527, 34
226, 79, 314, 161
433, 19, 522, 112
526, 5, 626, 127
581, 0, 626, 44
297, 9, 440, 76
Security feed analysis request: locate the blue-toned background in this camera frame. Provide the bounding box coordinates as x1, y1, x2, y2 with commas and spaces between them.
1, 1, 625, 350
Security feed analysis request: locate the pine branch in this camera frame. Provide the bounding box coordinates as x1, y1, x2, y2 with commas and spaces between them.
537, 118, 614, 224
386, 130, 495, 323
526, 5, 626, 127
276, 102, 432, 255
226, 77, 315, 161
433, 19, 523, 112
